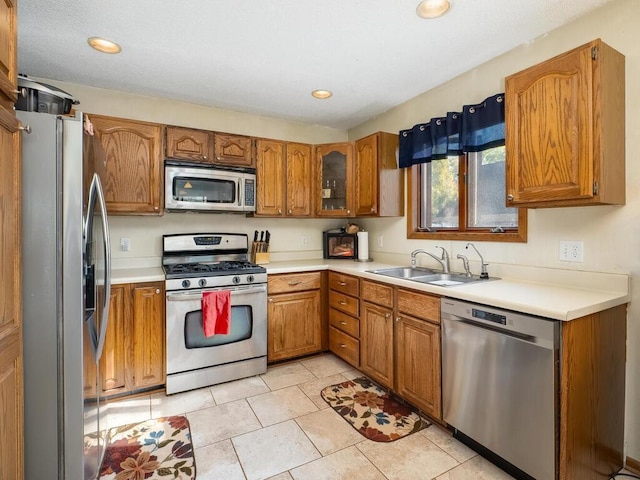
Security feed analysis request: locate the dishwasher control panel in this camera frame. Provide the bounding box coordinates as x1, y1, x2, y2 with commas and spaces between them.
472, 308, 506, 325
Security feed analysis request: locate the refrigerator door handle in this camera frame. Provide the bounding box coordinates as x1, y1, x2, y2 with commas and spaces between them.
92, 174, 111, 361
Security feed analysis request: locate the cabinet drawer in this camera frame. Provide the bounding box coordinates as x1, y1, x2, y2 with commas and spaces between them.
329, 308, 359, 339
329, 326, 359, 368
328, 272, 359, 297
329, 290, 359, 317
397, 288, 440, 324
361, 280, 393, 308
268, 272, 321, 294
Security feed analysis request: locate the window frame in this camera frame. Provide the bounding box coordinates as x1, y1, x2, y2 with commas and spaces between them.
407, 154, 527, 242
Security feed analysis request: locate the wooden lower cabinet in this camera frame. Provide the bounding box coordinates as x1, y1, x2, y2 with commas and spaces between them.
395, 314, 441, 419
267, 272, 324, 362
97, 281, 165, 397
328, 272, 360, 367
360, 301, 394, 388
131, 284, 166, 389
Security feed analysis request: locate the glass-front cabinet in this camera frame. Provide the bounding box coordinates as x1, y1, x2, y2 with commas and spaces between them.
315, 143, 354, 217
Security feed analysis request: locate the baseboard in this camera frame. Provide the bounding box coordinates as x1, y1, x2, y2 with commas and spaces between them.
626, 456, 640, 475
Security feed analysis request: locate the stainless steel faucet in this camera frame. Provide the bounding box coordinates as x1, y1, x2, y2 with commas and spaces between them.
465, 242, 489, 279
457, 254, 472, 277
410, 247, 450, 273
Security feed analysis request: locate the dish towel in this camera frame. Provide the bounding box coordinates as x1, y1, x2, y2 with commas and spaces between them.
202, 290, 231, 336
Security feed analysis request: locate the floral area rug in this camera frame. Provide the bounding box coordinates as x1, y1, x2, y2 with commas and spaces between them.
321, 376, 429, 442
99, 415, 195, 479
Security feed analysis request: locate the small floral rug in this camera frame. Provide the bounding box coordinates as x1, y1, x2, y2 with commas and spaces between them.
321, 376, 429, 442
99, 415, 195, 480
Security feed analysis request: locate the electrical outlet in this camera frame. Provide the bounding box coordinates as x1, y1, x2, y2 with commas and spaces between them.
559, 241, 584, 262
120, 237, 131, 252
301, 235, 308, 247
377, 234, 383, 248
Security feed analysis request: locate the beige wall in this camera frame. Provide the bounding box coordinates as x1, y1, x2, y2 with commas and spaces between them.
350, 0, 640, 462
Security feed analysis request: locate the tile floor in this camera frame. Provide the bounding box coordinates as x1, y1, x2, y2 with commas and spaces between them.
105, 353, 518, 480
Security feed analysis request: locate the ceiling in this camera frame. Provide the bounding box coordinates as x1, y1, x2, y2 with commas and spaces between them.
17, 0, 613, 130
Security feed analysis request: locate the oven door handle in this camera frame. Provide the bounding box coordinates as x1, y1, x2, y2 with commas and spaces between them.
166, 285, 267, 301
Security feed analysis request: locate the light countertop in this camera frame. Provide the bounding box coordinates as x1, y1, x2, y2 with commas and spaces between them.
111, 259, 629, 321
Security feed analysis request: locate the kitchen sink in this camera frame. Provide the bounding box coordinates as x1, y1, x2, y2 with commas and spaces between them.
367, 266, 439, 279
368, 267, 497, 287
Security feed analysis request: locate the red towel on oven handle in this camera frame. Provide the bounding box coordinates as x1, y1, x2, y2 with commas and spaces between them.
202, 290, 231, 337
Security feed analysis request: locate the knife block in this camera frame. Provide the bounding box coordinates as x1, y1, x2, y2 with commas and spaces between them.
252, 249, 270, 265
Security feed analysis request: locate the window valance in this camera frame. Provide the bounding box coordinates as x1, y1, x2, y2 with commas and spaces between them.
398, 93, 505, 168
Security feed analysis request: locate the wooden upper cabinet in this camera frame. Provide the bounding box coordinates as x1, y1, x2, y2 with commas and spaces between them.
505, 39, 625, 208
90, 115, 164, 215
0, 0, 17, 109
256, 139, 312, 217
315, 142, 354, 217
355, 132, 403, 217
256, 139, 285, 216
286, 142, 312, 216
214, 133, 254, 168
166, 126, 213, 163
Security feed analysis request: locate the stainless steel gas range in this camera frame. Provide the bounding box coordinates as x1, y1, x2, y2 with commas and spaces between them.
163, 233, 267, 394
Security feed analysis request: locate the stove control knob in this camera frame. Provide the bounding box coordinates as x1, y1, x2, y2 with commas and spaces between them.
233, 275, 241, 284
247, 275, 255, 283
198, 278, 207, 288
181, 279, 191, 288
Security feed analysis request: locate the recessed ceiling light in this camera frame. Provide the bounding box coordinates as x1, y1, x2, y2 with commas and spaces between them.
87, 37, 122, 54
311, 89, 333, 99
416, 0, 451, 18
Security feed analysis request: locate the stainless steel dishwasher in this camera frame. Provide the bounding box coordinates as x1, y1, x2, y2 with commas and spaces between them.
441, 298, 560, 480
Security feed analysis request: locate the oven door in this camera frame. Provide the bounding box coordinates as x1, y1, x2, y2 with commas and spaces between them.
165, 284, 267, 375
165, 165, 245, 212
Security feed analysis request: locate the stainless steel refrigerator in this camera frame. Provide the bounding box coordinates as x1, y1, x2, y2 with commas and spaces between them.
18, 110, 112, 480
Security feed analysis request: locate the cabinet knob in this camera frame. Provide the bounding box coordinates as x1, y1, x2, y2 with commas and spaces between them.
385, 313, 391, 318
396, 317, 401, 323
268, 298, 273, 303
19, 124, 32, 134
15, 87, 27, 98
288, 209, 292, 214
339, 301, 347, 305
370, 207, 375, 213
154, 206, 159, 210
277, 209, 282, 215
340, 321, 347, 325
346, 210, 351, 214
203, 155, 208, 160
155, 289, 160, 294
339, 281, 347, 286
339, 343, 346, 348
507, 194, 514, 202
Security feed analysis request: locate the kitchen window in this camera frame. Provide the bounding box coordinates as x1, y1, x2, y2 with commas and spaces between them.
400, 93, 527, 242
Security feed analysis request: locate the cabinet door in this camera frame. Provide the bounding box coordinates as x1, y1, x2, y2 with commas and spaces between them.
0, 0, 17, 108
256, 139, 285, 216
355, 134, 378, 216
360, 301, 394, 388
395, 315, 441, 419
214, 133, 254, 168
166, 126, 213, 163
131, 283, 165, 389
286, 142, 312, 216
268, 290, 321, 362
506, 44, 594, 205
90, 115, 164, 214
100, 285, 130, 395
0, 105, 23, 480
315, 143, 354, 217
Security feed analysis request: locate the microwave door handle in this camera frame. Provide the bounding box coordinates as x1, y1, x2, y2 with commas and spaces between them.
92, 175, 112, 361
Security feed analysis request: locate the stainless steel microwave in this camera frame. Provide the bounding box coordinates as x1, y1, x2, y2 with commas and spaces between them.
165, 161, 256, 213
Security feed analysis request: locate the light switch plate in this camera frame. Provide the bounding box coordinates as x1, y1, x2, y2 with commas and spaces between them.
559, 241, 583, 262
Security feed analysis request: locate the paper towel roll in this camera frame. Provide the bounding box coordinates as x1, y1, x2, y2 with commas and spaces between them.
357, 231, 369, 260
